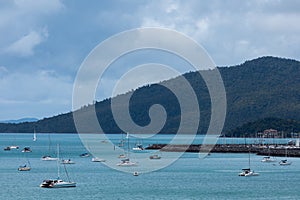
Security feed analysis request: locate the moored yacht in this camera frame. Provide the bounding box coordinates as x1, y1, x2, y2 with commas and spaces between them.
40, 179, 76, 188
117, 158, 138, 167
149, 154, 161, 159
61, 159, 75, 164
279, 159, 292, 166
40, 144, 76, 188
18, 164, 31, 171
239, 152, 259, 177
279, 148, 292, 165
261, 156, 276, 162
239, 168, 259, 176
41, 155, 58, 161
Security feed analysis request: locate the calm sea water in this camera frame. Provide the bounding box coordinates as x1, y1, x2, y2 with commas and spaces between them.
0, 133, 299, 200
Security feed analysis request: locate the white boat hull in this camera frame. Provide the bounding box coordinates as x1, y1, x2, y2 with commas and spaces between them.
41, 156, 58, 161
40, 179, 76, 188
92, 157, 106, 162
18, 167, 31, 171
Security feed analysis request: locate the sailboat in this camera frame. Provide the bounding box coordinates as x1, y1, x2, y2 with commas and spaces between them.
18, 160, 31, 171
239, 152, 259, 176
261, 148, 276, 162
41, 134, 58, 161
118, 133, 125, 147
279, 147, 292, 166
117, 133, 137, 167
261, 156, 276, 162
40, 144, 76, 188
33, 129, 37, 142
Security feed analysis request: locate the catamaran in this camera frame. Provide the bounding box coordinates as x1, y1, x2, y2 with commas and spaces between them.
239, 152, 259, 176
40, 144, 76, 188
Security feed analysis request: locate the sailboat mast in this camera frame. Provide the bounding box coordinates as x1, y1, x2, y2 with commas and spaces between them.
126, 133, 130, 157
248, 151, 251, 169
48, 134, 51, 155
57, 144, 60, 179
63, 163, 71, 182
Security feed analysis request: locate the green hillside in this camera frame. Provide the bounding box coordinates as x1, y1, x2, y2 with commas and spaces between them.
0, 56, 299, 136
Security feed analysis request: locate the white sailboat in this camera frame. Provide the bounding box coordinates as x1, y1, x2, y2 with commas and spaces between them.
41, 134, 58, 161
261, 156, 276, 162
18, 159, 31, 171
239, 152, 259, 176
40, 144, 76, 188
33, 129, 37, 142
117, 133, 137, 167
261, 148, 276, 162
279, 147, 292, 166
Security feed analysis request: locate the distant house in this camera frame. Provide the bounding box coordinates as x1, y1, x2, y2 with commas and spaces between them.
263, 129, 278, 138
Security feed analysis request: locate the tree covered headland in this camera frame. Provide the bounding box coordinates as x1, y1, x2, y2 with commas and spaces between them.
0, 56, 299, 137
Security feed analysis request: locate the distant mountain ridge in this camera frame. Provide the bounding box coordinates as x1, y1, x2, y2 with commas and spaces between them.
0, 118, 39, 124
0, 56, 299, 136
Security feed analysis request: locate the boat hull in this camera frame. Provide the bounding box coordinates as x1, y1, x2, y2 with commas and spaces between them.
18, 167, 31, 171
40, 180, 76, 188
41, 156, 58, 161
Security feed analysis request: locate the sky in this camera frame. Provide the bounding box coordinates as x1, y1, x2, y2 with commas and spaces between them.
0, 0, 299, 121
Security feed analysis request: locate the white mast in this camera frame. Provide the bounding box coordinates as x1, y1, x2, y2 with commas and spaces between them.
57, 144, 60, 179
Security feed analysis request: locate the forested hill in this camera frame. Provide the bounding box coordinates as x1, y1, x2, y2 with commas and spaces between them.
0, 56, 299, 136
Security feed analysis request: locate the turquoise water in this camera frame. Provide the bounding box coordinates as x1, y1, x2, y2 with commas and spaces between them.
1, 133, 299, 200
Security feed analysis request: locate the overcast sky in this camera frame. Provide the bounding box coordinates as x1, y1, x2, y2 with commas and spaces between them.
0, 0, 299, 121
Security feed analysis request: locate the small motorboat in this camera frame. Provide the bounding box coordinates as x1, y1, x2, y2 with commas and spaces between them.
79, 153, 90, 157
118, 154, 126, 158
4, 146, 11, 151
92, 157, 106, 162
133, 171, 139, 176
149, 154, 161, 159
